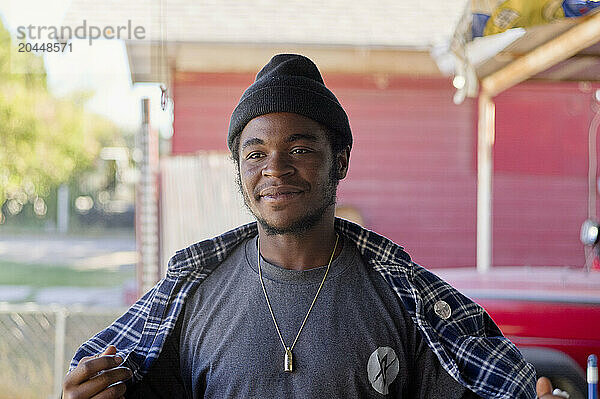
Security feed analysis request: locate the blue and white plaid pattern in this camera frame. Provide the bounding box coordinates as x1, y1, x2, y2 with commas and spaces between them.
71, 218, 536, 398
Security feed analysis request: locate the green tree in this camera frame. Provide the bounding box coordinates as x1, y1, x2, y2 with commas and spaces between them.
0, 19, 117, 218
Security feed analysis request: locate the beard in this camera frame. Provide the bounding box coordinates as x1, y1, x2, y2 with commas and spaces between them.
236, 161, 339, 236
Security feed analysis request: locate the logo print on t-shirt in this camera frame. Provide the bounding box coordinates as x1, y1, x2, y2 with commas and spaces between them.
367, 347, 399, 395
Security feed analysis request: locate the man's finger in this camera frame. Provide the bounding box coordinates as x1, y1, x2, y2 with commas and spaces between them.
90, 382, 127, 399
77, 346, 117, 365
66, 355, 124, 386
101, 345, 117, 356
536, 376, 553, 396
87, 381, 127, 399
75, 367, 132, 399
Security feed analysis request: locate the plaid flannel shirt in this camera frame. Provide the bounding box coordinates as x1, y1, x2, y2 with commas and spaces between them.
70, 218, 536, 398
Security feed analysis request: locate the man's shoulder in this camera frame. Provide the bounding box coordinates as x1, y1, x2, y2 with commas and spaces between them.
334, 217, 412, 268
165, 222, 259, 276
335, 219, 476, 305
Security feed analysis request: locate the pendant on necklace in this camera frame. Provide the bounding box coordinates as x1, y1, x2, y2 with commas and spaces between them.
284, 347, 293, 372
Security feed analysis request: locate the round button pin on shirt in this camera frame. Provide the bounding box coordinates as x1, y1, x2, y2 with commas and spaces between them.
434, 300, 452, 320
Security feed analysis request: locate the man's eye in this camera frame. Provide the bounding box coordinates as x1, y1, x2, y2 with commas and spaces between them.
246, 152, 264, 160
291, 148, 311, 154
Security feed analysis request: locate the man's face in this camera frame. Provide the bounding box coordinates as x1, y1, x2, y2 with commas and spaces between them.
237, 112, 348, 235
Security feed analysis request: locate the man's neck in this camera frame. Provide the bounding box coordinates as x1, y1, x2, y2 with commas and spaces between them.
256, 218, 342, 271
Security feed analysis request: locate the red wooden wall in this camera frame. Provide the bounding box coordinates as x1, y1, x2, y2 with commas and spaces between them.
172, 71, 596, 269
493, 83, 597, 267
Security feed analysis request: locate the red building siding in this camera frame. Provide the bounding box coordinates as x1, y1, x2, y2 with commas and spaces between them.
171, 71, 595, 269
172, 72, 255, 153
493, 83, 596, 267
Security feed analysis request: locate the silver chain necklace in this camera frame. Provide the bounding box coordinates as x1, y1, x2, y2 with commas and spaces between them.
257, 234, 339, 372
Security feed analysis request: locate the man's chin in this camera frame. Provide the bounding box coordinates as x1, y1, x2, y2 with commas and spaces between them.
257, 218, 310, 236
256, 212, 326, 236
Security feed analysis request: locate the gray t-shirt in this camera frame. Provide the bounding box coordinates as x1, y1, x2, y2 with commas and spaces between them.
180, 237, 478, 398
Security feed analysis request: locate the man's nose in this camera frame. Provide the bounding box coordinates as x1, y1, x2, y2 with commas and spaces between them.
262, 152, 294, 178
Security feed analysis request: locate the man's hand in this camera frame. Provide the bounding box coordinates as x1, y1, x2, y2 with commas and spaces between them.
536, 376, 570, 399
62, 345, 133, 399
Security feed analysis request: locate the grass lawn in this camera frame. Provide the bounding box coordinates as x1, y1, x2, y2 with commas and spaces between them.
0, 260, 135, 287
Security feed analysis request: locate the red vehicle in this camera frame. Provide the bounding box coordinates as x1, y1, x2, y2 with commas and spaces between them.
436, 266, 600, 399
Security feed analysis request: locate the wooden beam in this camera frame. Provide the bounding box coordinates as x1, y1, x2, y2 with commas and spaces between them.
536, 56, 599, 80
487, 51, 600, 60
173, 44, 442, 75
481, 11, 600, 97
127, 43, 444, 82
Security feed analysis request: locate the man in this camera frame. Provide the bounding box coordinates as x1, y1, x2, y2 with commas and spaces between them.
63, 54, 566, 399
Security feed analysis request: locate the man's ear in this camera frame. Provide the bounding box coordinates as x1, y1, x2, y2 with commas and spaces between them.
336, 146, 351, 180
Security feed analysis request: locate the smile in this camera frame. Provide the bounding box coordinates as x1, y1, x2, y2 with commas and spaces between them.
258, 186, 304, 202
260, 191, 303, 201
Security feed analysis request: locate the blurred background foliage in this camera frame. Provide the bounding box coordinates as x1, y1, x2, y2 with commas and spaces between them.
0, 19, 131, 230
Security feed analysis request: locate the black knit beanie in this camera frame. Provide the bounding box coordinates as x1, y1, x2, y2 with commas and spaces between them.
228, 54, 352, 152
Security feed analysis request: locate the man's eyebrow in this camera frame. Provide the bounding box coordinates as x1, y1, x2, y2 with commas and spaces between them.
287, 133, 318, 142
241, 137, 264, 151
242, 133, 318, 150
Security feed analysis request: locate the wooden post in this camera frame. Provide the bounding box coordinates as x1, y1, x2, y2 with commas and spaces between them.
136, 98, 160, 295
477, 94, 495, 273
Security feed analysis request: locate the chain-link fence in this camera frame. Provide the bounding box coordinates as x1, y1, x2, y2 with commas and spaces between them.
0, 303, 125, 399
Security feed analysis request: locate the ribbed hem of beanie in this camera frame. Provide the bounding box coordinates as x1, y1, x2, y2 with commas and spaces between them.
228, 85, 351, 151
